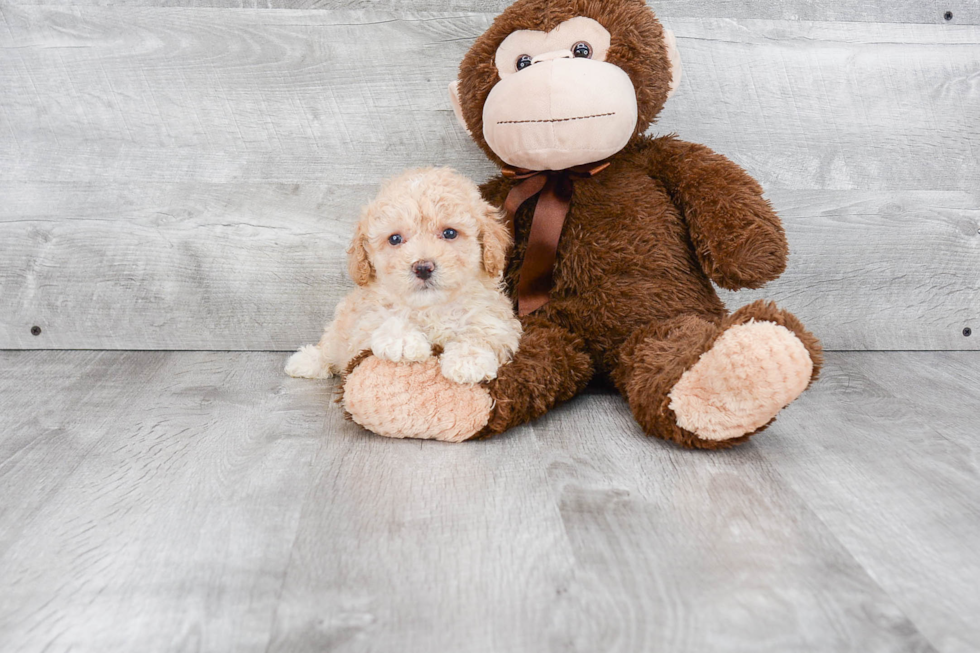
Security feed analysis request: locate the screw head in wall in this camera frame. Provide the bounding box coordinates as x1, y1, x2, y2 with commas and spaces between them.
30, 326, 42, 336
944, 10, 954, 20
965, 327, 973, 337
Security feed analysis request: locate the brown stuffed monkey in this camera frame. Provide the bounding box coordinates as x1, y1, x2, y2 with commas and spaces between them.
341, 0, 822, 448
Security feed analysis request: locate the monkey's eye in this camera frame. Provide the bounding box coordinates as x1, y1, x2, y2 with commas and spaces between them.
387, 234, 403, 246
442, 228, 458, 240
572, 42, 592, 58
516, 54, 533, 71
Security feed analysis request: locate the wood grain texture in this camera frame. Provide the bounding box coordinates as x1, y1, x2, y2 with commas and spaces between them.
5, 1, 979, 25
759, 352, 980, 653
1, 7, 978, 351
2, 350, 978, 651
0, 182, 367, 350
2, 185, 976, 350
0, 351, 329, 652
529, 392, 939, 653
266, 423, 577, 653
1, 8, 978, 191
722, 190, 980, 351
0, 7, 497, 186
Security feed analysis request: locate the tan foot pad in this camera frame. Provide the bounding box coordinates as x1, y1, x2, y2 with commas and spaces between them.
668, 321, 813, 442
343, 356, 492, 443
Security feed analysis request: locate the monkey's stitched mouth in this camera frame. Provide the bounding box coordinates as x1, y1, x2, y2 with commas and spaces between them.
497, 111, 616, 125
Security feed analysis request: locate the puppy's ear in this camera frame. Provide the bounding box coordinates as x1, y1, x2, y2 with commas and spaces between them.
479, 202, 511, 278
346, 220, 374, 286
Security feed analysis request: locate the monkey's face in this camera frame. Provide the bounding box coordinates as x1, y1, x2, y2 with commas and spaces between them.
482, 17, 637, 171
451, 0, 681, 171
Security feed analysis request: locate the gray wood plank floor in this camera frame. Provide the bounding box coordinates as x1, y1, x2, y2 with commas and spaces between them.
1, 350, 977, 652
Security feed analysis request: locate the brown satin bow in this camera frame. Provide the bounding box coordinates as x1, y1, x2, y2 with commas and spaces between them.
502, 161, 610, 316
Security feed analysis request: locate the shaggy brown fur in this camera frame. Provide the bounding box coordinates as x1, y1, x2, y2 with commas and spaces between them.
347, 0, 822, 448
470, 0, 821, 447
613, 301, 823, 449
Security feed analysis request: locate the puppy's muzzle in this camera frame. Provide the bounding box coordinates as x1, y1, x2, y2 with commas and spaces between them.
412, 260, 436, 281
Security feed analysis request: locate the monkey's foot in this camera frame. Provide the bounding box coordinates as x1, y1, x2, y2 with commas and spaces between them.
343, 355, 492, 443
667, 320, 813, 442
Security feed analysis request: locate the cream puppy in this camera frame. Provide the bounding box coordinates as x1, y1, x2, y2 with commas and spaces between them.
285, 167, 521, 384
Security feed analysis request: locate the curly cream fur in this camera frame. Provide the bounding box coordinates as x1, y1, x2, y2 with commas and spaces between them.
285, 167, 522, 385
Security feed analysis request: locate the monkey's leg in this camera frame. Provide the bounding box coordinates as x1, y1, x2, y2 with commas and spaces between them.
480, 315, 594, 436
613, 301, 822, 449
342, 315, 594, 442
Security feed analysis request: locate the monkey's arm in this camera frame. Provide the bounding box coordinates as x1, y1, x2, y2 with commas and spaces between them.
640, 135, 787, 290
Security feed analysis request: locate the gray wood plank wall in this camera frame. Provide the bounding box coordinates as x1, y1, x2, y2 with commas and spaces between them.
1, 3, 978, 350
7, 1, 980, 24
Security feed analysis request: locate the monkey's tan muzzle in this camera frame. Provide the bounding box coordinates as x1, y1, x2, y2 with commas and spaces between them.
482, 57, 638, 171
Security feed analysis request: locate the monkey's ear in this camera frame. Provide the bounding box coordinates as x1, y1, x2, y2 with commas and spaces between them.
448, 80, 472, 136
479, 203, 511, 278
664, 28, 683, 100
346, 221, 375, 286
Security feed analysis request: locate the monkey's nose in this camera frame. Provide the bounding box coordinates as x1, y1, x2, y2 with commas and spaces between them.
412, 260, 436, 280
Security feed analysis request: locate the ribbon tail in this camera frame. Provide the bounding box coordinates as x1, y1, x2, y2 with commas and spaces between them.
502, 162, 608, 317
516, 177, 570, 317
503, 173, 548, 229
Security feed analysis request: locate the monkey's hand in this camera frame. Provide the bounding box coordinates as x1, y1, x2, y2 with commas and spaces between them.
643, 135, 788, 290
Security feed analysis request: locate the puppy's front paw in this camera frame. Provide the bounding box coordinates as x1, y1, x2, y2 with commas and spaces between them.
401, 331, 432, 362
371, 330, 431, 363
285, 345, 332, 379
440, 344, 499, 384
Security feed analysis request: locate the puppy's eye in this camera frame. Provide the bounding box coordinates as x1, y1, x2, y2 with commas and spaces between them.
387, 234, 403, 246
516, 54, 532, 71
442, 228, 458, 240
572, 42, 592, 58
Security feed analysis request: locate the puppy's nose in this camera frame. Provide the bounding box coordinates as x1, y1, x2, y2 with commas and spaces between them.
412, 260, 436, 280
